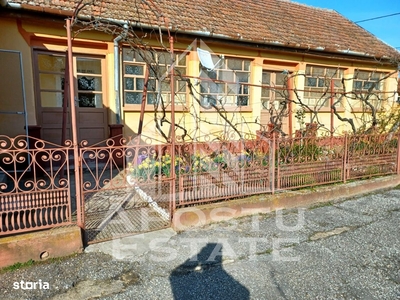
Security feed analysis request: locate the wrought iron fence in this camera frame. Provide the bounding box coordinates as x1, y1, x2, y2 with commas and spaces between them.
346, 133, 398, 180
0, 135, 73, 236
1, 131, 399, 238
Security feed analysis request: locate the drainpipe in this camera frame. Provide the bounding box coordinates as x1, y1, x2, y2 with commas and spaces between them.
114, 24, 128, 124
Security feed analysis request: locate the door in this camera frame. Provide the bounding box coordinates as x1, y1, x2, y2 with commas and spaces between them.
34, 51, 108, 145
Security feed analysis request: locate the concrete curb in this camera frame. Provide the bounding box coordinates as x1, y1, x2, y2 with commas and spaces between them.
172, 175, 400, 231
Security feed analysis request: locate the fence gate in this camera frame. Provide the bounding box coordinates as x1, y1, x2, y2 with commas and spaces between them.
79, 138, 172, 245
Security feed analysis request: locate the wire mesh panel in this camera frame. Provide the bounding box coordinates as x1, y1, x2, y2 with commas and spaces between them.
80, 136, 171, 244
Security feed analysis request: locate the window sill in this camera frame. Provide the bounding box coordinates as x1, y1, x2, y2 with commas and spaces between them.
199, 106, 253, 113
317, 107, 345, 112
123, 105, 189, 112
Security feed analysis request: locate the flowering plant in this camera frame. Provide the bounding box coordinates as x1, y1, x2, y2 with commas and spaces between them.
128, 149, 270, 180
128, 153, 186, 180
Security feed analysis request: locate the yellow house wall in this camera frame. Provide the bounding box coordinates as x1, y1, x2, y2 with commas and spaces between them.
0, 18, 36, 137
1, 14, 397, 141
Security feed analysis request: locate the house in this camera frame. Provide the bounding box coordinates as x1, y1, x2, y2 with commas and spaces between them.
0, 0, 399, 145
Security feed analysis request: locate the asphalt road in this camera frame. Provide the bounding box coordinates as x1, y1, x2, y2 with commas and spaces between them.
1, 187, 399, 300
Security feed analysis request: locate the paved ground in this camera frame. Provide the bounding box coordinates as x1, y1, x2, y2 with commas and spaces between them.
0, 187, 399, 300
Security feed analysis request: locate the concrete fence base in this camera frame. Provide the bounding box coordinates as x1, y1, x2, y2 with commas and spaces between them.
0, 226, 83, 269
172, 175, 400, 231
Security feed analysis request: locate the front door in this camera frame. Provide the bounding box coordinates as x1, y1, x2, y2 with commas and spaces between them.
33, 50, 108, 145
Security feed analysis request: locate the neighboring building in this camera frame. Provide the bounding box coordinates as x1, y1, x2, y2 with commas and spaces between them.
0, 0, 399, 144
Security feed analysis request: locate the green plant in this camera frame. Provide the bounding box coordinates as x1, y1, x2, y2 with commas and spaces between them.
1, 259, 34, 273
279, 141, 323, 163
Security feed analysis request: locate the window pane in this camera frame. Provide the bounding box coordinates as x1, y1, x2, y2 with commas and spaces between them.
40, 91, 63, 107
77, 58, 101, 74
175, 67, 186, 76
177, 80, 186, 92
136, 78, 145, 90
208, 70, 217, 80
78, 93, 96, 107
148, 79, 156, 91
219, 70, 234, 81
262, 72, 271, 84
354, 81, 362, 90
236, 72, 249, 83
310, 91, 321, 99
149, 67, 157, 78
177, 54, 187, 66
228, 59, 242, 70
161, 81, 169, 92
243, 60, 251, 71
175, 93, 187, 104
227, 83, 239, 95
363, 81, 377, 90
306, 77, 317, 87
275, 73, 286, 85
147, 93, 157, 104
209, 82, 220, 93
78, 76, 102, 91
313, 67, 324, 76
125, 78, 134, 90
159, 66, 167, 77
370, 74, 381, 81
327, 68, 343, 78
158, 52, 172, 65
123, 48, 134, 61
333, 79, 343, 89
356, 71, 369, 80
318, 79, 325, 88
136, 50, 151, 62
38, 54, 65, 72
217, 83, 225, 93
39, 74, 64, 90
261, 88, 270, 98
125, 92, 142, 104
125, 65, 144, 75
200, 82, 209, 93
237, 96, 248, 106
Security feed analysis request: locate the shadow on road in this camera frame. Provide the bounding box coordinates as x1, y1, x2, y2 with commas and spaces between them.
169, 243, 250, 300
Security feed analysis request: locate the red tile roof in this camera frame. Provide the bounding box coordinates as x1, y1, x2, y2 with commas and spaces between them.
5, 0, 400, 60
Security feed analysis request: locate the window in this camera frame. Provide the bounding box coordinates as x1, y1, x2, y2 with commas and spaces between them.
261, 70, 287, 110
76, 58, 103, 107
352, 70, 387, 109
304, 65, 344, 107
123, 48, 187, 107
353, 70, 385, 91
351, 70, 386, 109
37, 53, 65, 108
199, 57, 251, 108
36, 52, 103, 108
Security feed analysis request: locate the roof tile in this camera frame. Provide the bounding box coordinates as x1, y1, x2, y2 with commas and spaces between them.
5, 0, 399, 59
